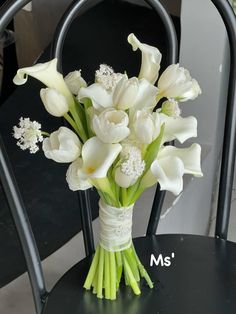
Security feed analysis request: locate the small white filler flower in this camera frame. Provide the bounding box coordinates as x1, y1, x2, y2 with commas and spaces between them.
13, 117, 43, 154
115, 146, 145, 188
95, 64, 123, 91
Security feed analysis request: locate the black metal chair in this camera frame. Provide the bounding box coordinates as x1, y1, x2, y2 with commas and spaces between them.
0, 0, 236, 313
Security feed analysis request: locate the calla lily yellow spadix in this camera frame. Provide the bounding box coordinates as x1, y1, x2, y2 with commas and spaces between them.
12, 33, 203, 300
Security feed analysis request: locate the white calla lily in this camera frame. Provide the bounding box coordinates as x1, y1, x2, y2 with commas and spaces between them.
159, 113, 197, 144
77, 83, 113, 111
82, 137, 122, 178
93, 109, 130, 143
40, 88, 69, 117
113, 76, 139, 110
42, 127, 81, 163
13, 58, 73, 104
158, 144, 203, 177
128, 33, 162, 84
64, 70, 87, 95
133, 110, 161, 144
66, 158, 92, 191
141, 143, 202, 195
151, 156, 185, 195
157, 64, 202, 102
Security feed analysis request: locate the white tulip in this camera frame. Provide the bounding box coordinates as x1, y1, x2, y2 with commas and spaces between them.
42, 127, 81, 163
129, 79, 158, 118
81, 137, 122, 178
159, 113, 197, 144
93, 109, 130, 143
77, 83, 113, 111
143, 143, 203, 195
128, 33, 162, 84
161, 99, 181, 117
40, 88, 69, 117
64, 70, 87, 95
13, 58, 73, 104
133, 110, 161, 144
115, 167, 137, 188
66, 158, 92, 191
157, 64, 202, 102
113, 76, 139, 110
115, 146, 145, 188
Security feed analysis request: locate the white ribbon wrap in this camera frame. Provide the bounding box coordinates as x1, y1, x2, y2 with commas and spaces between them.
99, 199, 134, 252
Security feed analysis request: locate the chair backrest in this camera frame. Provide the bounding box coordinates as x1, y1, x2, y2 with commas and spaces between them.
0, 0, 177, 312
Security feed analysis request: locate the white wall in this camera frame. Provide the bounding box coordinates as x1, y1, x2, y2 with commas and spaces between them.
133, 0, 230, 237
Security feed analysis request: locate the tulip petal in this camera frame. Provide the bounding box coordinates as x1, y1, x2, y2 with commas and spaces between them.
160, 113, 197, 143
82, 137, 122, 178
151, 156, 185, 195
93, 109, 130, 143
129, 79, 158, 118
158, 144, 203, 177
42, 127, 81, 163
128, 33, 162, 84
78, 83, 113, 111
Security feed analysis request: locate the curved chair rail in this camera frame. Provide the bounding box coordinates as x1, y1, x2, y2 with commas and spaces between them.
211, 0, 236, 239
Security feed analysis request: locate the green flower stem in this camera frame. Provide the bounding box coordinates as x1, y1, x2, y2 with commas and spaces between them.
97, 246, 105, 299
104, 251, 111, 299
124, 248, 140, 282
121, 188, 128, 206
110, 252, 117, 300
83, 99, 94, 138
115, 251, 123, 290
123, 255, 130, 286
64, 113, 80, 135
132, 244, 153, 289
69, 104, 87, 143
84, 242, 153, 300
83, 246, 100, 290
92, 268, 98, 294
126, 182, 140, 206
41, 131, 50, 137
123, 255, 141, 295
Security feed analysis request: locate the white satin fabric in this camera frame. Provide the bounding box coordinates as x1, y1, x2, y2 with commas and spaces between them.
99, 199, 134, 252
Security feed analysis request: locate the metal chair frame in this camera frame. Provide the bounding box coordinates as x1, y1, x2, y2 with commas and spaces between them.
0, 0, 235, 313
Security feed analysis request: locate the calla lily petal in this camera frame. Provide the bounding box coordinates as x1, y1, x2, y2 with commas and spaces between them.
78, 83, 113, 111
13, 58, 73, 104
151, 156, 185, 195
82, 137, 122, 178
160, 113, 197, 143
158, 144, 203, 177
128, 33, 162, 84
66, 158, 92, 191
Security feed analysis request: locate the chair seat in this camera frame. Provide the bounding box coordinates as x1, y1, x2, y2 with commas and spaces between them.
42, 234, 236, 314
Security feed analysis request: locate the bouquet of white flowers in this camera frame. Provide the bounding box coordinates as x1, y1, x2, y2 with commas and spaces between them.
13, 33, 202, 300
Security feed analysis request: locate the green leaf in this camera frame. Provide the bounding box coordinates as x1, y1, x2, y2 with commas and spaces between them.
143, 124, 165, 173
